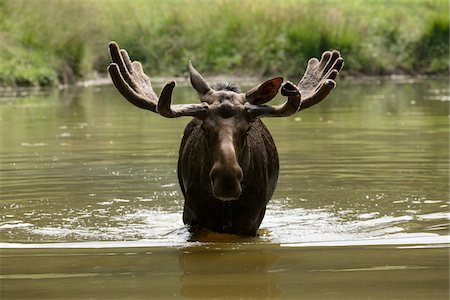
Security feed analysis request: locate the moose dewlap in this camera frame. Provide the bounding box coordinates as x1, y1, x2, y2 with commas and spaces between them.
108, 41, 343, 236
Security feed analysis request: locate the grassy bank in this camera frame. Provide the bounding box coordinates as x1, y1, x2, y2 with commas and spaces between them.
0, 0, 448, 87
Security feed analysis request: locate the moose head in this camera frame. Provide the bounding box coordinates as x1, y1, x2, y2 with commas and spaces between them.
108, 41, 343, 235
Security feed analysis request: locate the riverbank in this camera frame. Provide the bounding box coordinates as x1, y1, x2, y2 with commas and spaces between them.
0, 0, 448, 88
1, 74, 448, 102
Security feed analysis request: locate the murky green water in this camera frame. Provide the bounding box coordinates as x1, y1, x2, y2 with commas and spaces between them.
1, 78, 449, 299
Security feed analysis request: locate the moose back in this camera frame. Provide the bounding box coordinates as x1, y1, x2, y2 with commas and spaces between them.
108, 41, 343, 236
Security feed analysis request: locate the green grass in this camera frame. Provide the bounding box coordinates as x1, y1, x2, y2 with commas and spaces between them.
0, 0, 448, 87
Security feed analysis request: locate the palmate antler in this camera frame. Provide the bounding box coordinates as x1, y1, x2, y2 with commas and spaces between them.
108, 41, 342, 118
296, 50, 344, 111
108, 41, 300, 119
108, 42, 160, 112
108, 41, 207, 118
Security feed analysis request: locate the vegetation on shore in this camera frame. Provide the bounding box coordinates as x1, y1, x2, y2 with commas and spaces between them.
0, 0, 448, 87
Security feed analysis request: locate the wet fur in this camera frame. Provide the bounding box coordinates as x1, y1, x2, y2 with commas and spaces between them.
178, 118, 279, 236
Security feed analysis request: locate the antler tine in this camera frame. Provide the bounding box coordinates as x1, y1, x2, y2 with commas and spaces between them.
296, 50, 344, 111
246, 81, 301, 118
108, 41, 165, 112
157, 80, 208, 118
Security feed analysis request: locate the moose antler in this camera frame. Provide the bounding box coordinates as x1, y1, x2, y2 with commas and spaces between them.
108, 41, 207, 117
157, 80, 208, 118
108, 41, 161, 112
108, 42, 340, 118
246, 81, 301, 118
296, 50, 344, 111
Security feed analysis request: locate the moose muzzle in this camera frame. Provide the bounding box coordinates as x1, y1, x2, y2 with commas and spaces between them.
209, 162, 244, 201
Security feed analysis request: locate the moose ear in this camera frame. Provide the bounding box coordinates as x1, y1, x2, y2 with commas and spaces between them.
245, 77, 283, 105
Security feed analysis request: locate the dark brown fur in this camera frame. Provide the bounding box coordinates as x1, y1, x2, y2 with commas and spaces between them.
178, 118, 278, 236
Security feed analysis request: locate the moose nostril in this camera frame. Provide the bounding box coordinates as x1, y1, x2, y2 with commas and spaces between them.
209, 165, 218, 183
211, 178, 242, 201
209, 163, 244, 200
236, 167, 243, 182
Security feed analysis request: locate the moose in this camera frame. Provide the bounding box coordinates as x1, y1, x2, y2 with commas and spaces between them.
108, 41, 343, 236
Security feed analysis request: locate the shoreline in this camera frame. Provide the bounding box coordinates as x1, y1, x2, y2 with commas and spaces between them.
0, 74, 448, 99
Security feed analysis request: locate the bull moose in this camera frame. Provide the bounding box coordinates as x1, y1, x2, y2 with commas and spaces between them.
108, 41, 343, 236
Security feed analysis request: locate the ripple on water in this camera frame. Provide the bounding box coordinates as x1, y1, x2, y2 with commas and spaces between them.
1, 196, 448, 248
417, 212, 450, 220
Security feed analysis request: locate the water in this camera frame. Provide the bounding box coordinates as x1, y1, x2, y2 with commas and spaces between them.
1, 78, 449, 298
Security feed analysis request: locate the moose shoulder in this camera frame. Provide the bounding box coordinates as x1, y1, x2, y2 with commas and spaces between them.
108, 41, 344, 236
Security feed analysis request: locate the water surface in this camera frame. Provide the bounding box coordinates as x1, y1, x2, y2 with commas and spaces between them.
1, 78, 449, 298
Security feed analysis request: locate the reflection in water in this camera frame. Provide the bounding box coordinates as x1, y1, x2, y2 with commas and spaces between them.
179, 244, 280, 298
1, 242, 448, 299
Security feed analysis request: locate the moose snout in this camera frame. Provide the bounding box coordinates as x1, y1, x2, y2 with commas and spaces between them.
209, 163, 243, 201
